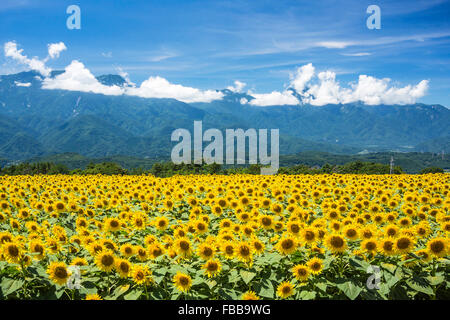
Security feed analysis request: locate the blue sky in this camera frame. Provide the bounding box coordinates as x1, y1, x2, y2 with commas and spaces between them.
1, 0, 450, 106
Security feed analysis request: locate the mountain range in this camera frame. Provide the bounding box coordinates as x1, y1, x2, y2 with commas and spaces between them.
0, 71, 449, 161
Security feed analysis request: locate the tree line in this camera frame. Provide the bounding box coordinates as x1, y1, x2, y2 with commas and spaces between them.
0, 160, 445, 177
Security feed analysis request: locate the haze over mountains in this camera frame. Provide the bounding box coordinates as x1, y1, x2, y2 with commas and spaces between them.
0, 71, 449, 161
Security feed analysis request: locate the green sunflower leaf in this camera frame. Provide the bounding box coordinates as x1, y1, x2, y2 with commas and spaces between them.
240, 270, 256, 284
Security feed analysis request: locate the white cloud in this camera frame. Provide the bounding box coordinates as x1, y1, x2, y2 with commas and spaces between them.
14, 81, 31, 87
316, 41, 354, 49
227, 80, 246, 93
101, 52, 113, 58
149, 53, 177, 62
288, 64, 429, 106
245, 90, 299, 106
42, 60, 223, 103
290, 63, 315, 93
341, 52, 372, 57
42, 60, 124, 95
4, 41, 51, 76
47, 42, 67, 59
350, 75, 429, 105
116, 67, 135, 87
126, 76, 224, 103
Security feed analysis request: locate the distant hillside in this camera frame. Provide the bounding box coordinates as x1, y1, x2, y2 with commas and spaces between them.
0, 71, 449, 160
12, 151, 450, 174
280, 151, 450, 173
415, 136, 450, 153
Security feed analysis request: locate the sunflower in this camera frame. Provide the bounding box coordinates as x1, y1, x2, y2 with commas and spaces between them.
197, 242, 215, 260
251, 238, 265, 255
276, 236, 297, 255
193, 220, 208, 235
361, 239, 378, 255
131, 264, 153, 285
426, 237, 447, 258
235, 242, 253, 263
2, 241, 22, 264
212, 205, 223, 216
47, 261, 70, 286
95, 251, 116, 272
71, 257, 88, 267
173, 272, 192, 292
277, 281, 295, 299
343, 225, 359, 241
416, 249, 432, 262
105, 217, 121, 232
324, 234, 347, 254
202, 259, 222, 278
220, 241, 235, 259
132, 213, 147, 230
259, 215, 274, 230
300, 227, 317, 245
173, 237, 193, 258
379, 239, 396, 256
219, 219, 233, 229
135, 245, 150, 261
394, 236, 415, 254
85, 294, 103, 300
120, 244, 135, 258
306, 257, 323, 275
155, 216, 169, 231
384, 224, 399, 238
286, 221, 301, 236
0, 232, 13, 244
115, 258, 132, 278
241, 290, 260, 300
29, 240, 46, 260
292, 264, 310, 281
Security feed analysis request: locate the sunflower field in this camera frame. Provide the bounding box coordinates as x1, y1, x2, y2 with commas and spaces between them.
0, 174, 449, 300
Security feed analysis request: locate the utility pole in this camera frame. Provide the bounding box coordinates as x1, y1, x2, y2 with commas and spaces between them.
390, 156, 394, 174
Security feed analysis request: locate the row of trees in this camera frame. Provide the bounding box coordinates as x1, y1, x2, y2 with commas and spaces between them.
0, 160, 445, 176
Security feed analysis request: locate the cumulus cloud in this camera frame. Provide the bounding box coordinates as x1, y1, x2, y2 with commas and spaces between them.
42, 60, 124, 95
126, 76, 223, 103
246, 64, 429, 107
4, 41, 52, 76
227, 80, 246, 93
42, 60, 223, 103
47, 42, 67, 59
349, 75, 429, 105
290, 63, 315, 93
245, 90, 299, 106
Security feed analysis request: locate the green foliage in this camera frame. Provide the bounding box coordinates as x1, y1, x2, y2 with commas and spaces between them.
419, 167, 445, 174
0, 162, 69, 175
74, 162, 128, 175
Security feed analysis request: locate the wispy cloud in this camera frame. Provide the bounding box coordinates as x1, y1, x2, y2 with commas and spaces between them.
148, 53, 178, 62
340, 52, 372, 57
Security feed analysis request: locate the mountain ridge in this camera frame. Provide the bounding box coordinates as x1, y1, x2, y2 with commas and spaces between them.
0, 71, 449, 160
